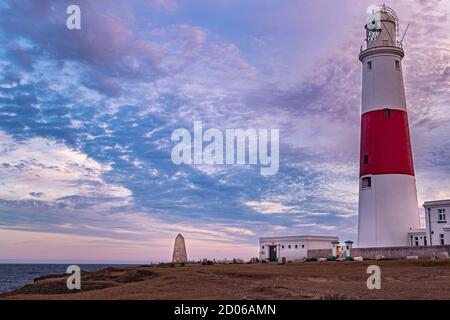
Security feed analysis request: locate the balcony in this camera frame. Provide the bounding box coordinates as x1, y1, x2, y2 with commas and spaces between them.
360, 40, 403, 52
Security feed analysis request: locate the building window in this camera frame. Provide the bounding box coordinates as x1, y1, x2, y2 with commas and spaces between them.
440, 234, 445, 246
424, 236, 427, 246
395, 60, 400, 69
438, 209, 447, 222
362, 177, 372, 189
384, 108, 391, 119
282, 245, 285, 249
295, 245, 298, 249
364, 155, 369, 165
367, 61, 372, 70
415, 237, 419, 247
288, 245, 291, 249
262, 246, 264, 249
302, 244, 305, 249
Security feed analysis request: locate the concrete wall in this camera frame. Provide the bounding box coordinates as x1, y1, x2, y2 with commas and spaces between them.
279, 248, 308, 262
307, 249, 332, 259
351, 245, 450, 259
307, 239, 335, 250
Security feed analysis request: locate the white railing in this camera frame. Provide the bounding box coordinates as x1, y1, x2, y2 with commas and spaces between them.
360, 40, 403, 52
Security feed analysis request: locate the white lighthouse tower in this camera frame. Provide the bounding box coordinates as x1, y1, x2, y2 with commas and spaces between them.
358, 5, 420, 248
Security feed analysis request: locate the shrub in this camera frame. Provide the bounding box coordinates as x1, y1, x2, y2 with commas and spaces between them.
327, 256, 337, 261
306, 258, 318, 262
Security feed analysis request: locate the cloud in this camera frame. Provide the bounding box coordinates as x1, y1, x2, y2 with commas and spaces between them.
244, 200, 296, 215
0, 0, 449, 262
152, 0, 178, 11
294, 223, 337, 231
0, 1, 204, 96
0, 131, 131, 202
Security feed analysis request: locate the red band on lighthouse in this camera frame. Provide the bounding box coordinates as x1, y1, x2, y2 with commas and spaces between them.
360, 108, 415, 177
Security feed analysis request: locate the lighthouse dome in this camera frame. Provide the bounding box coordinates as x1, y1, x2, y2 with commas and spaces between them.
364, 4, 399, 48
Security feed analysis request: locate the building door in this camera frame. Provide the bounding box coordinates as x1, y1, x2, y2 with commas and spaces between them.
269, 246, 277, 262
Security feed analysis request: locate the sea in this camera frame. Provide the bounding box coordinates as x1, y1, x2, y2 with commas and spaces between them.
0, 264, 134, 294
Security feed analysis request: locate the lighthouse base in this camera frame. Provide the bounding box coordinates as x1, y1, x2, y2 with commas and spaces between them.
358, 174, 420, 248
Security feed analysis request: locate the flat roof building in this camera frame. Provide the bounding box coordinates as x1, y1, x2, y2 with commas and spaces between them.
259, 235, 338, 262
405, 200, 450, 247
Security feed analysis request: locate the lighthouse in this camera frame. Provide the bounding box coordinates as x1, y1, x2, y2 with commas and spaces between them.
358, 5, 420, 248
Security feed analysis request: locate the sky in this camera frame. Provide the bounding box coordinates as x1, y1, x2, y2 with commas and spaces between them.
0, 0, 449, 263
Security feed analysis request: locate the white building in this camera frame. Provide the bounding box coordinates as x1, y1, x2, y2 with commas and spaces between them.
407, 200, 450, 247
259, 236, 338, 262
424, 200, 449, 246
407, 228, 427, 247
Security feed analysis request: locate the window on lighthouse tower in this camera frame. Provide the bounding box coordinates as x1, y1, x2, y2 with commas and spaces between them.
362, 177, 372, 189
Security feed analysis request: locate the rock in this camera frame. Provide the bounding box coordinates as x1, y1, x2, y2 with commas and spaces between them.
436, 252, 450, 260
249, 257, 259, 264
353, 257, 364, 262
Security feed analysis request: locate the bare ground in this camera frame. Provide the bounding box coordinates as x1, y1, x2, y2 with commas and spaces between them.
1, 260, 450, 300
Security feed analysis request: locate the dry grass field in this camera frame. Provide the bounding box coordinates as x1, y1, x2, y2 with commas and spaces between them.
1, 260, 450, 300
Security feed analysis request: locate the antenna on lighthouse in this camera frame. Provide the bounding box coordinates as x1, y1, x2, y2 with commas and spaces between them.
400, 23, 410, 44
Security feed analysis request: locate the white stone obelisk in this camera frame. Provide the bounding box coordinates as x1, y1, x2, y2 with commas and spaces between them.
172, 233, 188, 263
